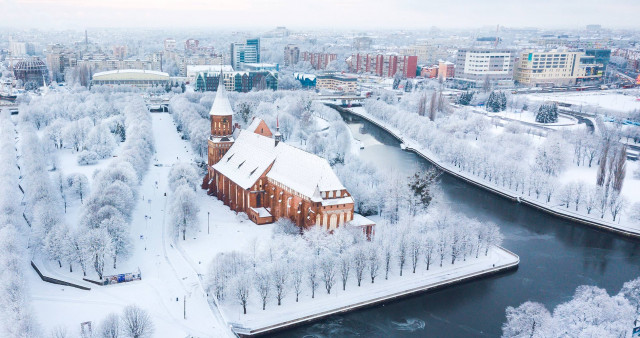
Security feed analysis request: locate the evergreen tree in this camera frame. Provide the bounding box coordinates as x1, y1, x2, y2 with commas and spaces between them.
404, 80, 413, 92
536, 103, 559, 123
486, 91, 504, 112
486, 92, 495, 111
457, 91, 474, 106
499, 92, 507, 111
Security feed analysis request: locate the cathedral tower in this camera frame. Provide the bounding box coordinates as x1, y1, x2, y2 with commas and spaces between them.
207, 76, 235, 187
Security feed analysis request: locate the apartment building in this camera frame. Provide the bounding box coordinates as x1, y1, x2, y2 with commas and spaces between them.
284, 45, 300, 66
515, 50, 603, 86
438, 61, 455, 80
401, 44, 449, 64
301, 52, 337, 70
347, 53, 418, 78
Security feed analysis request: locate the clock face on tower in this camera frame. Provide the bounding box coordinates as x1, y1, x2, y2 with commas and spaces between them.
222, 117, 228, 124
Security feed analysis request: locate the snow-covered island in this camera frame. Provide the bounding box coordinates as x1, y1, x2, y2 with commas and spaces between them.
0, 87, 518, 337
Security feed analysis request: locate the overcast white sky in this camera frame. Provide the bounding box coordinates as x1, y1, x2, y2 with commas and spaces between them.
2, 0, 639, 30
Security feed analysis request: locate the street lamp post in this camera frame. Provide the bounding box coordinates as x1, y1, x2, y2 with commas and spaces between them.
207, 211, 210, 234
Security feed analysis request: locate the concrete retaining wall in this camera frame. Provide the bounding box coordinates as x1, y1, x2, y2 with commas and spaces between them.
31, 261, 91, 291
235, 247, 519, 337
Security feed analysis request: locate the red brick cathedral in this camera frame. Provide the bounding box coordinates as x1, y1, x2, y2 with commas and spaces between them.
202, 84, 374, 235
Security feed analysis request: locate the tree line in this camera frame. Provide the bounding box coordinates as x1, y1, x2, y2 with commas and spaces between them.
0, 112, 40, 337
207, 210, 503, 315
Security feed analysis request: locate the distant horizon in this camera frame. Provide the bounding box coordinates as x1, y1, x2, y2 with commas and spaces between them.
2, 0, 639, 31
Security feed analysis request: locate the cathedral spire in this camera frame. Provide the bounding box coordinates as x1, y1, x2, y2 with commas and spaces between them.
274, 115, 282, 146
209, 69, 233, 117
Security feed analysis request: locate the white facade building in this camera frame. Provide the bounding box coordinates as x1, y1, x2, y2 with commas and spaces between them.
454, 48, 516, 87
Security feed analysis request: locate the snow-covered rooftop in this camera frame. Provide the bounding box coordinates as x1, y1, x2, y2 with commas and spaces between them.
348, 213, 376, 227
212, 130, 346, 200
246, 118, 263, 133
186, 65, 234, 77
267, 141, 345, 199
92, 69, 170, 79
212, 131, 277, 190
209, 81, 235, 116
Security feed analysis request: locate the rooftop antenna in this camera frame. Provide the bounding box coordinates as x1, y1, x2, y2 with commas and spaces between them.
494, 24, 500, 48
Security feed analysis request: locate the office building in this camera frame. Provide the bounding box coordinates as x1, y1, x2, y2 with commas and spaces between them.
231, 38, 260, 70
514, 50, 604, 86
194, 70, 277, 92
454, 48, 516, 87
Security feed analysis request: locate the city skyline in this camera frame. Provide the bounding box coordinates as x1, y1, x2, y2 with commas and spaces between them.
2, 0, 640, 30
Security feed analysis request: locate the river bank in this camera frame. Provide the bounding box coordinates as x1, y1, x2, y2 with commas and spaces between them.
329, 104, 640, 239
226, 247, 519, 337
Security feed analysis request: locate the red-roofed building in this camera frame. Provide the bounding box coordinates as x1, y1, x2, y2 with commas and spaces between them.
202, 86, 374, 236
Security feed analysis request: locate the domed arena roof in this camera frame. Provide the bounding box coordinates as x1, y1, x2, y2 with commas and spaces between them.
14, 58, 47, 72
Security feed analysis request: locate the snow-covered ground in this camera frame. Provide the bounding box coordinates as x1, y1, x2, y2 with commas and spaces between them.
482, 108, 577, 126
219, 247, 518, 334
526, 90, 640, 113
29, 113, 233, 337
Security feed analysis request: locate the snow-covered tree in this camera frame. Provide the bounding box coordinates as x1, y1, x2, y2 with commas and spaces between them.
255, 269, 271, 310
271, 262, 288, 306
307, 259, 319, 299
121, 305, 154, 338
169, 185, 200, 240
87, 122, 117, 158
67, 173, 89, 204
338, 252, 351, 291
98, 313, 121, 338
368, 244, 380, 283
502, 301, 551, 338
320, 254, 337, 294
168, 163, 200, 193
234, 273, 251, 315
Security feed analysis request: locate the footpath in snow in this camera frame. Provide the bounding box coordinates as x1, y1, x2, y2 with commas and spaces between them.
222, 247, 518, 336
28, 113, 234, 337
338, 105, 640, 239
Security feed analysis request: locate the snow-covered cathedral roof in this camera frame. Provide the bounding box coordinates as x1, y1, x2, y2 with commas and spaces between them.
209, 81, 234, 116
246, 117, 263, 133
212, 130, 346, 200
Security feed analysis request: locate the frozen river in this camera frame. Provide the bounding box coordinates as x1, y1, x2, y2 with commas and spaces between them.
270, 112, 640, 337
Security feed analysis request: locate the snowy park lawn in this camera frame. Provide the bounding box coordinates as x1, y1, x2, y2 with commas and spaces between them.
526, 90, 640, 113
29, 113, 233, 337
176, 195, 275, 277
485, 108, 577, 126
219, 246, 518, 334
